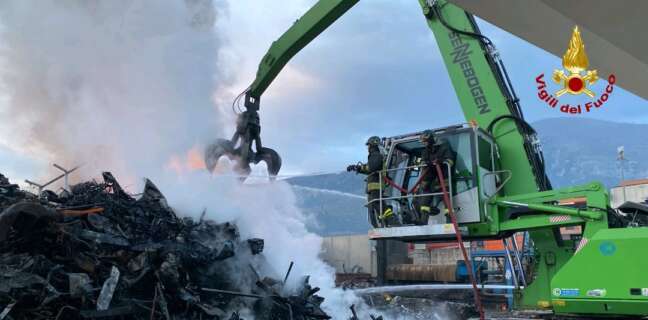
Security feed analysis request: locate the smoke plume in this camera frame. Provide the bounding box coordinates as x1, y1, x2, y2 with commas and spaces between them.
0, 0, 225, 182
0, 0, 369, 318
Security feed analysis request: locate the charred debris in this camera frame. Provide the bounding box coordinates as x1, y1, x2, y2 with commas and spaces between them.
0, 172, 342, 320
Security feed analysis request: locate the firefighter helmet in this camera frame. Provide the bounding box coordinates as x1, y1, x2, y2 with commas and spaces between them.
419, 130, 436, 144
366, 136, 381, 146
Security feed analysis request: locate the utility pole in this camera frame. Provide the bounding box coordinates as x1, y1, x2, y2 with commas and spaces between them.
617, 146, 627, 203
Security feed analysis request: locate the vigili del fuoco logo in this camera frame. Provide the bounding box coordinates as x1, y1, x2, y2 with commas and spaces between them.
535, 26, 616, 114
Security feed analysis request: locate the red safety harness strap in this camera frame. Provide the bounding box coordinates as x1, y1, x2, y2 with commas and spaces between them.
383, 176, 407, 194
382, 168, 429, 195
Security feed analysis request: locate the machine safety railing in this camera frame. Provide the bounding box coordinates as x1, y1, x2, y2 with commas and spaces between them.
365, 161, 453, 227
508, 235, 528, 287
482, 169, 512, 222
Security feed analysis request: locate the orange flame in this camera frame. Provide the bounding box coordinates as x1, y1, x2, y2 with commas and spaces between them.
562, 26, 589, 73
165, 145, 206, 175
186, 147, 206, 170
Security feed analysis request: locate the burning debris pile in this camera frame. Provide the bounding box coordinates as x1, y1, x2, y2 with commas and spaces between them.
0, 172, 331, 320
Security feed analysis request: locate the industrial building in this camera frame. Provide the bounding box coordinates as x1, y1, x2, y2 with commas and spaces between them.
321, 177, 648, 284
610, 178, 648, 208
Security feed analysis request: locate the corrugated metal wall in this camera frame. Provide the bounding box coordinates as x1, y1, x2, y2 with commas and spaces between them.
320, 234, 375, 275
610, 184, 648, 208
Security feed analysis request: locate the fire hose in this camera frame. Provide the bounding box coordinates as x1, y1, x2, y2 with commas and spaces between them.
434, 161, 485, 320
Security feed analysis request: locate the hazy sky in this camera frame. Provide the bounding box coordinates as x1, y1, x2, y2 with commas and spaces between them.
1, 0, 646, 182
217, 0, 647, 176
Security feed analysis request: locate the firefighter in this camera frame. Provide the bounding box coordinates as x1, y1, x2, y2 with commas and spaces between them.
415, 130, 455, 224
347, 136, 393, 227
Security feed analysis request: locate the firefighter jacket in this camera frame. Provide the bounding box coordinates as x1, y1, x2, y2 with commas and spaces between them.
357, 146, 384, 193
421, 140, 455, 182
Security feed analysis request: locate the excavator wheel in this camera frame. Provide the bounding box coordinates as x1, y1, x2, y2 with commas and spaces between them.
254, 147, 282, 180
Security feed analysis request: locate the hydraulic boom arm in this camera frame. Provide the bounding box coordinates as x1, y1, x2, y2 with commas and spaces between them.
204, 1, 358, 178
203, 1, 648, 317
418, 0, 552, 195
205, 0, 550, 195
246, 0, 359, 104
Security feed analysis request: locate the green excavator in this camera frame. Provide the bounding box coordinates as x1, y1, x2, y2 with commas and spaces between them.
205, 0, 648, 317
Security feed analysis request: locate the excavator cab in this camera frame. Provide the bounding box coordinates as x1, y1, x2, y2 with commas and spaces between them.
369, 124, 499, 241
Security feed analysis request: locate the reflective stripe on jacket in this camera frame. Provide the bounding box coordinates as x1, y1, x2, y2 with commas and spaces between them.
367, 181, 382, 192
358, 146, 385, 193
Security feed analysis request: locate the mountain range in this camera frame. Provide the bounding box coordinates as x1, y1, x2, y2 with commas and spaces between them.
287, 118, 648, 236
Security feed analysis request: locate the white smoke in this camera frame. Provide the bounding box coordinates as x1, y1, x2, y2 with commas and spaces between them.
0, 0, 225, 183
0, 1, 370, 318
163, 173, 369, 318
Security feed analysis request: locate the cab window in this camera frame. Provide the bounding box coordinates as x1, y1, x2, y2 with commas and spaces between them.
478, 136, 493, 171
444, 132, 475, 194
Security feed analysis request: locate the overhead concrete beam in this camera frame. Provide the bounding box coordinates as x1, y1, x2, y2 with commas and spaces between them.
450, 0, 648, 101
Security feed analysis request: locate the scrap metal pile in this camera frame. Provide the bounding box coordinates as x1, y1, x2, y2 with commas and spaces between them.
0, 172, 330, 320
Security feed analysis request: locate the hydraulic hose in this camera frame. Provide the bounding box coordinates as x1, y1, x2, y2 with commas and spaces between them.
431, 3, 493, 47
434, 162, 485, 320
486, 115, 536, 136
486, 115, 552, 191
432, 2, 552, 191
